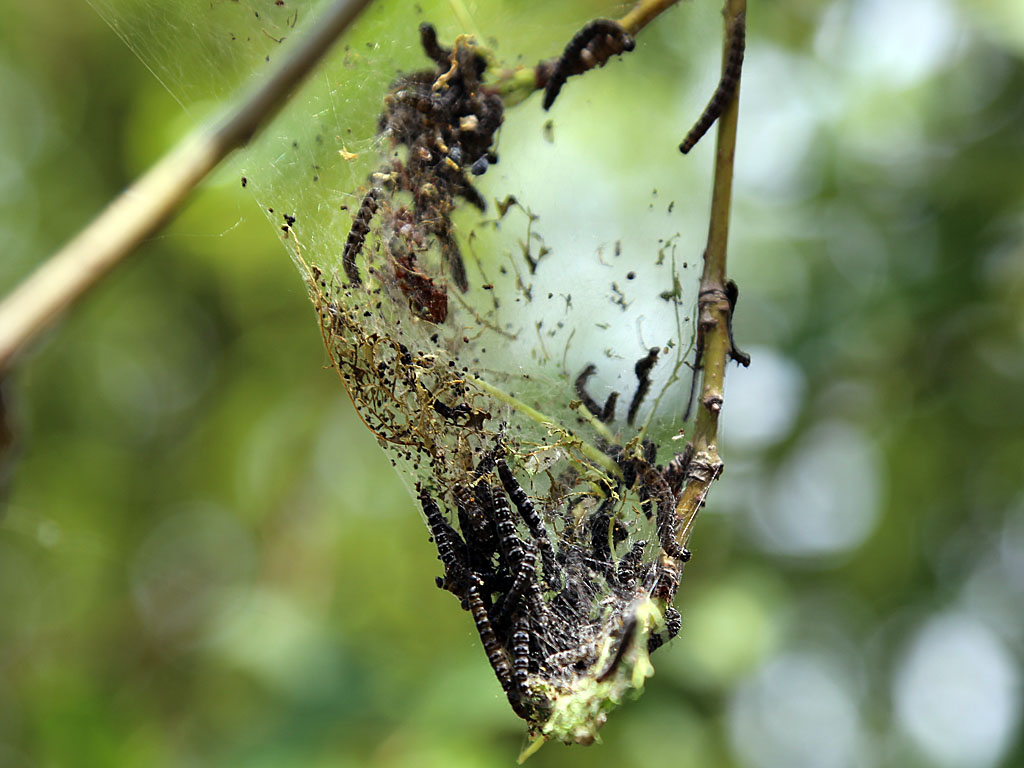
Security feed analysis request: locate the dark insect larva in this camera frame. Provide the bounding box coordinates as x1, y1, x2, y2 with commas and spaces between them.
725, 278, 752, 366
575, 363, 619, 423
438, 230, 470, 293
432, 399, 475, 424
495, 460, 545, 542
647, 606, 682, 653
488, 482, 527, 567
512, 612, 532, 693
679, 12, 745, 154
419, 22, 451, 68
419, 489, 467, 588
639, 460, 690, 562
452, 485, 498, 567
597, 613, 637, 682
467, 584, 515, 693
615, 539, 647, 589
543, 19, 635, 111
662, 444, 694, 498
497, 460, 564, 589
342, 187, 381, 284
492, 549, 537, 625
627, 347, 660, 426
665, 606, 682, 639
652, 558, 681, 603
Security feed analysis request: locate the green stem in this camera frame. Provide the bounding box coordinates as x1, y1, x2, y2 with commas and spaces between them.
618, 0, 681, 36
572, 402, 618, 446
467, 375, 622, 479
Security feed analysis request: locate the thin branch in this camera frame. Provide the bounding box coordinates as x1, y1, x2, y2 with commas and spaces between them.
669, 0, 747, 562
618, 0, 681, 36
0, 0, 375, 372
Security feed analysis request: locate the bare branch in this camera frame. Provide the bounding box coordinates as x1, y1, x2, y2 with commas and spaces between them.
669, 0, 747, 567
0, 0, 375, 372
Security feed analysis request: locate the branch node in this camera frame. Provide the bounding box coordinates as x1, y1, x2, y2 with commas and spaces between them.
702, 394, 723, 414
685, 451, 722, 486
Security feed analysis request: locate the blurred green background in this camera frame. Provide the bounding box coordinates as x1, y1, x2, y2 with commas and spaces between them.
2, 1, 1024, 766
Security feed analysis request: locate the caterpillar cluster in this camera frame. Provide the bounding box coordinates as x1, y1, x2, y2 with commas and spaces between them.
418, 348, 694, 739
342, 24, 503, 323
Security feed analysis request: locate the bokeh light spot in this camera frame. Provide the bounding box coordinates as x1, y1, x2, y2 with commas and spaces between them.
723, 346, 804, 452
751, 422, 882, 559
728, 653, 864, 768
894, 612, 1021, 768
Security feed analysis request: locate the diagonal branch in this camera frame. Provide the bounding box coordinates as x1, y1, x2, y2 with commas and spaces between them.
0, 0, 375, 372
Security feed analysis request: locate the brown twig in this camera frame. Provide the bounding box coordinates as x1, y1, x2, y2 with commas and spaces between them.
0, 0, 375, 372
668, 0, 747, 570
